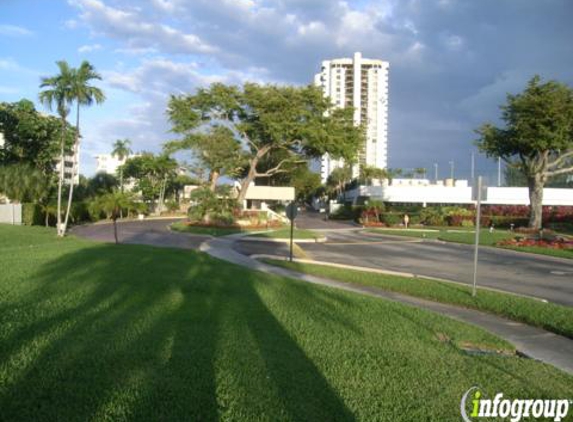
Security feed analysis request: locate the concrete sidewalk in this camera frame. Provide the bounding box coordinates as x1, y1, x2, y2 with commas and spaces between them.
200, 235, 573, 375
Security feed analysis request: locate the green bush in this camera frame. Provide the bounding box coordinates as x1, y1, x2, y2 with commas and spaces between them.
420, 207, 446, 226
70, 201, 92, 225
166, 200, 180, 213
382, 212, 402, 226
21, 203, 43, 226
330, 204, 363, 220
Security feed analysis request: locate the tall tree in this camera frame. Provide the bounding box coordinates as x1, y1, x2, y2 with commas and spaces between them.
476, 76, 573, 229
39, 61, 74, 237
112, 139, 132, 191
0, 100, 74, 176
62, 61, 106, 233
327, 165, 353, 199
122, 153, 178, 212
168, 82, 363, 204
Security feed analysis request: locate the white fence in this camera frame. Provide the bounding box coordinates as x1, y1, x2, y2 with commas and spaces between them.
0, 204, 22, 225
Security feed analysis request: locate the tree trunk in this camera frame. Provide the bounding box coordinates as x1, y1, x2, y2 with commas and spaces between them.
527, 174, 545, 229
113, 218, 119, 244
45, 210, 49, 227
62, 103, 81, 236
237, 157, 260, 205
56, 116, 66, 237
209, 170, 219, 192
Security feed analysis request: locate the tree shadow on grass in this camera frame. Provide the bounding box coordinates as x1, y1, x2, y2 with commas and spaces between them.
0, 243, 356, 421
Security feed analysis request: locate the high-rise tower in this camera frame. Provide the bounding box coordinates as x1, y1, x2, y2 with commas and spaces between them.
314, 52, 389, 183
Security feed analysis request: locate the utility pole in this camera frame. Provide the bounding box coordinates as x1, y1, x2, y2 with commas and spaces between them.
449, 160, 455, 180
497, 157, 502, 187
471, 152, 475, 181
434, 163, 438, 182
472, 176, 483, 297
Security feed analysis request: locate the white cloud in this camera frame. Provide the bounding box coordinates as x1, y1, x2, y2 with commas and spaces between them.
64, 19, 79, 29
70, 0, 217, 54
0, 24, 33, 37
78, 43, 103, 53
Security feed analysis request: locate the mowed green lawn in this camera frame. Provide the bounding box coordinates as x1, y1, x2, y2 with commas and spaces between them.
249, 227, 324, 240
368, 228, 573, 259
1, 225, 572, 421
170, 221, 252, 236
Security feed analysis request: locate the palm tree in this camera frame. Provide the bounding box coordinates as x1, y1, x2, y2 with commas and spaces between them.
111, 139, 132, 192
61, 61, 106, 234
91, 191, 136, 244
39, 61, 74, 236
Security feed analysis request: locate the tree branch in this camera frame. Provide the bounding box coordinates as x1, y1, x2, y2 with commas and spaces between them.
254, 158, 293, 177
545, 165, 573, 177
547, 150, 573, 169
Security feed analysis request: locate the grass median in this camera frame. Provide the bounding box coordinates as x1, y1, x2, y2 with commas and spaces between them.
262, 258, 573, 340
367, 228, 573, 259
248, 227, 323, 240
1, 224, 572, 421
170, 221, 256, 236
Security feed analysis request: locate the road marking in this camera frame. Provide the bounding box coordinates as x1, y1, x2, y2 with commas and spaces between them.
550, 271, 573, 276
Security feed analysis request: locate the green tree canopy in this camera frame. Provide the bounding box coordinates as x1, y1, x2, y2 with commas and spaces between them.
475, 76, 573, 228
164, 125, 246, 191
168, 82, 364, 203
122, 153, 178, 204
0, 100, 75, 175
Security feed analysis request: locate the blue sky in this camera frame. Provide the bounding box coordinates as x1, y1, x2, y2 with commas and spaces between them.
1, 0, 572, 181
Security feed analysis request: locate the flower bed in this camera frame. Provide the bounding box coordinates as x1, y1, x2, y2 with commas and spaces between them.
497, 235, 573, 250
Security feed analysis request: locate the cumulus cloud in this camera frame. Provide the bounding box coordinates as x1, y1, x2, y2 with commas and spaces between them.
69, 0, 217, 54
67, 0, 573, 177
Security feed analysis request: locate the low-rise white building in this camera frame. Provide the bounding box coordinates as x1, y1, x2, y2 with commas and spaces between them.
344, 179, 573, 206
95, 153, 133, 175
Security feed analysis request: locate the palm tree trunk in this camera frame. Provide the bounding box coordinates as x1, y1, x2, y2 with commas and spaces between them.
62, 103, 80, 235
113, 218, 119, 244
56, 116, 66, 237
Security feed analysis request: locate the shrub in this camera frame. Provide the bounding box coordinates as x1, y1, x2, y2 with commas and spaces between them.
419, 207, 446, 226
21, 203, 43, 226
381, 212, 402, 226
188, 187, 238, 225
166, 200, 180, 213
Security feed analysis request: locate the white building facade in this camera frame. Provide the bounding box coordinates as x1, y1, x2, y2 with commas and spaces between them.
95, 153, 129, 175
55, 143, 80, 185
314, 52, 389, 183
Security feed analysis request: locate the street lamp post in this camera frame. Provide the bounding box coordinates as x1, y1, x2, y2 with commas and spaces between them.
449, 160, 455, 180
434, 163, 438, 182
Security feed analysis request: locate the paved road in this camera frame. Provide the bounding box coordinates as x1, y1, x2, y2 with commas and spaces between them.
295, 209, 358, 230
235, 211, 573, 306
72, 218, 209, 250
300, 230, 573, 306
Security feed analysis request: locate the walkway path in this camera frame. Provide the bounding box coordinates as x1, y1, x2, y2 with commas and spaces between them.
201, 235, 573, 375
